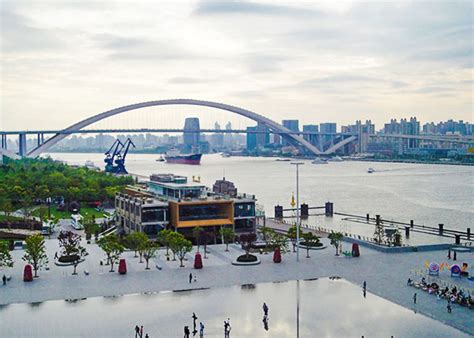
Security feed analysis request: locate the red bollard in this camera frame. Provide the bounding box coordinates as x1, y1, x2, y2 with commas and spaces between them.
118, 259, 127, 274
352, 243, 360, 257
23, 264, 33, 282
194, 252, 203, 269
273, 247, 282, 263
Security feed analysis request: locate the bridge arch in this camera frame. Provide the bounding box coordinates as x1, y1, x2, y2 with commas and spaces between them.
28, 99, 322, 157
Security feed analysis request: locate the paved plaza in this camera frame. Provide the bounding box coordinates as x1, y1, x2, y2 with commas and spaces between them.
0, 236, 473, 336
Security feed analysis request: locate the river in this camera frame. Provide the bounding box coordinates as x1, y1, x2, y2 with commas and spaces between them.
46, 153, 474, 233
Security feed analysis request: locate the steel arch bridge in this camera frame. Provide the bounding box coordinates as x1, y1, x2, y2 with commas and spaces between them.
28, 99, 323, 157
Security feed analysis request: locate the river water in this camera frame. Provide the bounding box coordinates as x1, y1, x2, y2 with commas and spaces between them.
46, 153, 474, 233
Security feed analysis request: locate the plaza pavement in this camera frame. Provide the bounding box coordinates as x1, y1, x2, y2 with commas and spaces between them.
0, 237, 473, 336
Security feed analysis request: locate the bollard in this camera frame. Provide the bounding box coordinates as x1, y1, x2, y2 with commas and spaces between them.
467, 228, 471, 240
325, 202, 333, 217
455, 234, 460, 245
410, 220, 414, 228
274, 205, 283, 220
405, 226, 410, 238
438, 224, 444, 235
300, 203, 309, 219
366, 214, 370, 222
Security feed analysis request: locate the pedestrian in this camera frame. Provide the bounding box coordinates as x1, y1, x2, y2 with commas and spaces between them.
54, 252, 58, 260
145, 334, 149, 338
263, 302, 268, 316
140, 325, 144, 338
192, 312, 197, 330
2, 275, 6, 286
224, 321, 229, 337
453, 251, 457, 261
135, 325, 140, 338
447, 303, 452, 313
363, 281, 367, 290
184, 325, 190, 338
413, 293, 417, 304
199, 322, 204, 337
189, 273, 193, 283
447, 249, 451, 259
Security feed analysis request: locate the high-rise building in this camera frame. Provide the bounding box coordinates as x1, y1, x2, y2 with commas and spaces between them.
303, 125, 319, 148
246, 126, 257, 151
282, 120, 299, 146
319, 123, 337, 149
210, 122, 224, 148
183, 117, 200, 152
341, 120, 375, 153
383, 117, 420, 152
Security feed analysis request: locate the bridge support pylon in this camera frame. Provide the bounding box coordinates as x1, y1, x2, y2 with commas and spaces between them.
18, 133, 27, 157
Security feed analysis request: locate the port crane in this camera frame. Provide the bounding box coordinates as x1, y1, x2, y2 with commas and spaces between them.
104, 138, 135, 174
104, 139, 124, 173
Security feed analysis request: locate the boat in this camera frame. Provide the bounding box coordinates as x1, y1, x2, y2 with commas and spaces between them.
328, 156, 343, 162
275, 158, 291, 162
221, 152, 231, 158
84, 160, 100, 171
165, 153, 202, 165
367, 168, 375, 173
311, 158, 328, 164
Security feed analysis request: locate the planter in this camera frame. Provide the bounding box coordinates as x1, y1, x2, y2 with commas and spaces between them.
194, 252, 203, 269
273, 248, 281, 263
232, 254, 261, 266
58, 255, 80, 263
55, 258, 85, 266
23, 264, 33, 282
298, 242, 327, 250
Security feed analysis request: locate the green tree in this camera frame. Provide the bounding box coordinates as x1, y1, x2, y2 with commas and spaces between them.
126, 231, 148, 260
271, 231, 289, 255
169, 233, 192, 267
97, 235, 124, 272
219, 227, 235, 252
192, 227, 204, 252
57, 230, 88, 275
140, 240, 158, 270
83, 214, 100, 241
239, 233, 257, 259
157, 229, 173, 257
302, 232, 320, 258
328, 232, 343, 256
0, 198, 14, 230
0, 240, 14, 269
258, 226, 275, 252
23, 234, 48, 277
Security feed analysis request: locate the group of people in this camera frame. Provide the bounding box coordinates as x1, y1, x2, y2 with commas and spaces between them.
134, 325, 149, 338
184, 312, 205, 338
408, 277, 474, 310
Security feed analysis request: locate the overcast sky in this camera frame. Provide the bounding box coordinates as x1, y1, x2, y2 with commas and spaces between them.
1, 0, 472, 131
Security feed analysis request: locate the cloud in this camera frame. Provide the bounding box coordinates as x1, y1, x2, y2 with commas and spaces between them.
168, 77, 211, 84
194, 1, 322, 17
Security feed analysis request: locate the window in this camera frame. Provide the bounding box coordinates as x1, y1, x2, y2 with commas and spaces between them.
141, 208, 166, 223
234, 203, 255, 217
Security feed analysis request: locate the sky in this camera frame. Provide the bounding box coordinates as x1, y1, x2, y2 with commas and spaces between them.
1, 0, 472, 132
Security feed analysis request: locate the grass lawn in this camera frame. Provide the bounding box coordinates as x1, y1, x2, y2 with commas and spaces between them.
32, 206, 111, 220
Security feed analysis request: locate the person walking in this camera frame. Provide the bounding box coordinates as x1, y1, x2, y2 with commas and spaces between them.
453, 251, 457, 261
2, 275, 6, 286
140, 326, 144, 338
54, 252, 58, 260
192, 312, 198, 330
447, 303, 452, 313
413, 293, 417, 304
184, 325, 190, 338
189, 273, 193, 283
134, 325, 140, 338
199, 322, 204, 337
224, 319, 231, 337
263, 302, 269, 316
363, 281, 367, 290
447, 249, 451, 259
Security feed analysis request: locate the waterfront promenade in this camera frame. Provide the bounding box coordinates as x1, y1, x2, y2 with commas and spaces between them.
1, 238, 473, 335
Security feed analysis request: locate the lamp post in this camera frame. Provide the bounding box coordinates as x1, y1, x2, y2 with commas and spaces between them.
46, 197, 52, 219
291, 162, 304, 262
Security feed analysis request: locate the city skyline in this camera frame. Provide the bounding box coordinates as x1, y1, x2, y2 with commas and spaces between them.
1, 1, 472, 131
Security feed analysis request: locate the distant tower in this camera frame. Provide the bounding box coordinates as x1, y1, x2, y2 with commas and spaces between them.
183, 118, 200, 152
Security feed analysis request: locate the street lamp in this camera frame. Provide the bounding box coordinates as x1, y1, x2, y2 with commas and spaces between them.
291, 162, 304, 262
46, 197, 52, 219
